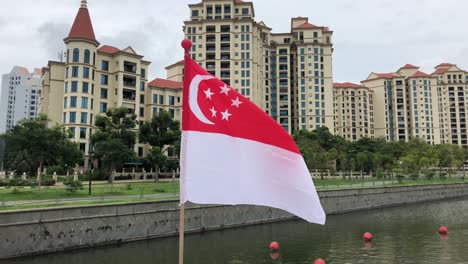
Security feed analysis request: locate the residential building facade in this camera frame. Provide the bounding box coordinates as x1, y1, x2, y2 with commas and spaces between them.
41, 0, 150, 167
333, 82, 374, 141
432, 63, 468, 147
361, 64, 441, 145
184, 0, 334, 133
0, 66, 42, 133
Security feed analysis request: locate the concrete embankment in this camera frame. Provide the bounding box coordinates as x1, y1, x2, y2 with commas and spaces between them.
0, 183, 467, 259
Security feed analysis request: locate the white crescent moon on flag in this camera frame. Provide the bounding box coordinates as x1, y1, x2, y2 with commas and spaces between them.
189, 74, 215, 125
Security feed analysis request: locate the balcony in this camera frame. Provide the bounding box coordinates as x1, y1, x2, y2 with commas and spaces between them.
220, 53, 230, 60
220, 34, 230, 42
220, 26, 230, 33
221, 44, 230, 51
206, 62, 216, 69
206, 26, 216, 33
123, 89, 136, 101
206, 35, 216, 42
124, 61, 137, 73
206, 54, 216, 60
123, 75, 136, 88
220, 62, 230, 69
220, 71, 230, 78
206, 45, 216, 52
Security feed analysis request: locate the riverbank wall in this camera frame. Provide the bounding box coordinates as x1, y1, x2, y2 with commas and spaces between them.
1, 183, 467, 259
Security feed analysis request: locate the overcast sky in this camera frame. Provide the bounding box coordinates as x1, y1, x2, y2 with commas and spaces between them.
1, 0, 467, 83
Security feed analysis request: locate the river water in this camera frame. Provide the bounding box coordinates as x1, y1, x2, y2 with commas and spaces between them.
3, 198, 468, 264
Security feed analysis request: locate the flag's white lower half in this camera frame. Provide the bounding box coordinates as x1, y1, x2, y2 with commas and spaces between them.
180, 131, 326, 225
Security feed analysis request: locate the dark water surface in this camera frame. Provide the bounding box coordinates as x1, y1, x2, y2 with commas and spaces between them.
3, 198, 468, 264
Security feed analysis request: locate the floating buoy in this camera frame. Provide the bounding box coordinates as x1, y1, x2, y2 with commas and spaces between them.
269, 241, 279, 251
438, 226, 448, 234
363, 232, 373, 241
270, 252, 279, 260
314, 258, 326, 264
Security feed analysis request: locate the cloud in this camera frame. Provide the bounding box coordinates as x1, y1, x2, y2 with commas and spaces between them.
37, 22, 69, 61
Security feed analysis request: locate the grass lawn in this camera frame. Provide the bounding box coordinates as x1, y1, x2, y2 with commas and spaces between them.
0, 181, 179, 202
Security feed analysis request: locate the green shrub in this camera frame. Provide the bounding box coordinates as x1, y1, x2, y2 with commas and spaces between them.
410, 174, 419, 181
8, 178, 30, 187
396, 174, 405, 183
0, 180, 7, 187
46, 165, 67, 176
42, 179, 56, 186
63, 178, 84, 192
126, 183, 133, 190
425, 171, 436, 180
439, 173, 447, 180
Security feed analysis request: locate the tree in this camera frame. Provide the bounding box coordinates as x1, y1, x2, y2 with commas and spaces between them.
91, 107, 137, 182
400, 139, 435, 177
139, 110, 181, 179
0, 114, 83, 185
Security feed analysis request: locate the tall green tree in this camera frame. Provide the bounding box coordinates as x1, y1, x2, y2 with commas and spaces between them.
139, 110, 181, 178
0, 114, 83, 182
91, 107, 137, 181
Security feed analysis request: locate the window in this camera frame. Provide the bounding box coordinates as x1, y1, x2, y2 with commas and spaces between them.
80, 128, 87, 139
70, 96, 77, 108
83, 67, 89, 78
71, 81, 78, 92
81, 113, 88, 124
140, 82, 145, 91
101, 75, 108, 85
84, 49, 90, 63
69, 112, 76, 123
64, 82, 68, 93
99, 102, 107, 113
63, 113, 67, 123
102, 60, 109, 71
82, 82, 89, 93
159, 95, 164, 104
81, 97, 88, 108
70, 127, 75, 138
66, 49, 70, 63
169, 96, 175, 106
73, 48, 79, 62
100, 88, 108, 99
64, 97, 67, 108
242, 8, 249, 15
72, 66, 79, 77
141, 69, 146, 78
192, 10, 199, 17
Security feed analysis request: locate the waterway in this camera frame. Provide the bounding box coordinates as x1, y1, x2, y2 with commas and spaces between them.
3, 198, 468, 263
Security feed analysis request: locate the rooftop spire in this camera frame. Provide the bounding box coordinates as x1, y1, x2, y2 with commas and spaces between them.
64, 0, 99, 45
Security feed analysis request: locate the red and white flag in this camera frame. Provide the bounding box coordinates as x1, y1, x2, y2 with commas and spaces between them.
180, 55, 325, 224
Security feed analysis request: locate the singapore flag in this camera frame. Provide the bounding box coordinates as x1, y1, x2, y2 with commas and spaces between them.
180, 55, 326, 225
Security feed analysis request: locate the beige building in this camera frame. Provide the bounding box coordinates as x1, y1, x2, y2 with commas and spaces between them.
147, 78, 183, 122
333, 82, 374, 141
41, 0, 151, 166
432, 63, 468, 147
362, 64, 441, 144
184, 0, 334, 133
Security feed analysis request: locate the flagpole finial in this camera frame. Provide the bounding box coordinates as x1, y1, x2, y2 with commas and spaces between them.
181, 39, 192, 56
80, 0, 87, 8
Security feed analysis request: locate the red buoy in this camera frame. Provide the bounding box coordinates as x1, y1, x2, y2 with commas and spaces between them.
438, 226, 448, 234
363, 232, 373, 241
314, 258, 326, 264
269, 241, 279, 251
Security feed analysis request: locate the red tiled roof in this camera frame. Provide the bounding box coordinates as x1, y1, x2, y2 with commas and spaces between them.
435, 63, 455, 68
33, 68, 43, 75
15, 66, 29, 74
333, 82, 364, 89
98, 45, 120, 55
67, 7, 97, 43
399, 64, 418, 69
324, 27, 332, 32
148, 78, 182, 89
294, 22, 318, 29
410, 71, 431, 78
431, 68, 449, 75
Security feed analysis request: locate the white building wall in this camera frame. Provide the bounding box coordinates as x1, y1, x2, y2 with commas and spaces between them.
0, 67, 41, 133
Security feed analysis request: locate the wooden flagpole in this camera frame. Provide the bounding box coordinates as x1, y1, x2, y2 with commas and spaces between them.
178, 38, 192, 264
178, 203, 185, 264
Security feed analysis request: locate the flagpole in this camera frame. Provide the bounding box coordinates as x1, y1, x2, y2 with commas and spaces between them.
179, 39, 192, 264
178, 203, 185, 264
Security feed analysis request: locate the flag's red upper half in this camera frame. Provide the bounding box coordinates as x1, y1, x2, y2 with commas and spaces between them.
182, 56, 299, 154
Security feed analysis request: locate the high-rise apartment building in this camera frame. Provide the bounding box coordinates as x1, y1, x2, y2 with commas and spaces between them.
184, 0, 334, 133
41, 0, 151, 167
432, 63, 468, 147
361, 64, 440, 144
0, 66, 42, 133
333, 82, 374, 141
